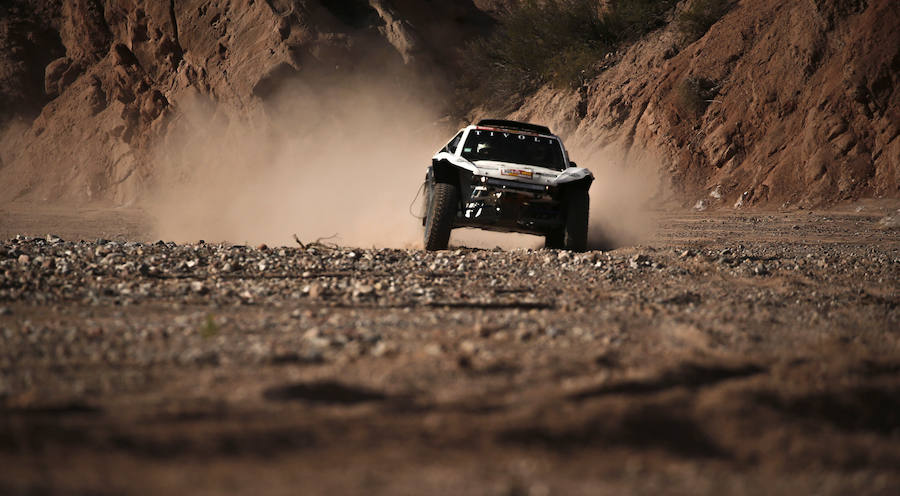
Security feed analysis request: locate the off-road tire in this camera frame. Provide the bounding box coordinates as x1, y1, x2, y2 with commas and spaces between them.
546, 188, 589, 251
544, 228, 564, 249
424, 182, 458, 251
564, 188, 589, 251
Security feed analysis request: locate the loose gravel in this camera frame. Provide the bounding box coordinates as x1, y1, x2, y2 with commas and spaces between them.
1, 209, 899, 495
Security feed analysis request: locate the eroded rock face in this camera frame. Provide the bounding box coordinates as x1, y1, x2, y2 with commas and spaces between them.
0, 1, 65, 122
0, 0, 492, 204
1, 0, 896, 208
511, 0, 899, 208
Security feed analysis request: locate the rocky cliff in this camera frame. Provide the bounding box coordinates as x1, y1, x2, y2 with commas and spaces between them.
511, 0, 899, 208
0, 0, 492, 205
0, 0, 897, 211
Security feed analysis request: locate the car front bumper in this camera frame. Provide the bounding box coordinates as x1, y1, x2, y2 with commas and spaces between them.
454, 177, 563, 235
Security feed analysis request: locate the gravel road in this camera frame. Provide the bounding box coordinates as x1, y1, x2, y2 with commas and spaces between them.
2, 203, 899, 495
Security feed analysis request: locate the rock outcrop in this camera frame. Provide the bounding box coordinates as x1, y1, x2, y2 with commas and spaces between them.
511, 0, 899, 207
0, 0, 897, 208
0, 0, 492, 204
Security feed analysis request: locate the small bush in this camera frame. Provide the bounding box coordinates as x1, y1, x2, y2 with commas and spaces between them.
607, 0, 679, 41
458, 0, 677, 111
676, 0, 733, 43
199, 314, 219, 339
675, 76, 719, 118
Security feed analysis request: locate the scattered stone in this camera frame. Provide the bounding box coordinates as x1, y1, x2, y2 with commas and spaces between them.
629, 254, 650, 269
459, 340, 477, 355
752, 263, 769, 276
734, 191, 750, 209
307, 284, 322, 299
545, 327, 564, 338
371, 341, 395, 357
515, 327, 533, 342
877, 211, 900, 228
353, 283, 375, 298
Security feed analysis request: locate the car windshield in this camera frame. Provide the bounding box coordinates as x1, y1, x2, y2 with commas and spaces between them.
460, 129, 566, 171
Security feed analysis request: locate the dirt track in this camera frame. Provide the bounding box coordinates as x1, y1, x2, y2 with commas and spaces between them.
1, 202, 899, 495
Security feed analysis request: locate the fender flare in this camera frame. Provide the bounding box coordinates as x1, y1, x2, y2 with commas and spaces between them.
429, 159, 473, 214
560, 175, 593, 192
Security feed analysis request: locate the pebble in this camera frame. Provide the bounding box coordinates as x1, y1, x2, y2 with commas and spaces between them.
371, 341, 393, 357
629, 254, 649, 269
353, 284, 374, 297
878, 212, 900, 228
515, 327, 534, 342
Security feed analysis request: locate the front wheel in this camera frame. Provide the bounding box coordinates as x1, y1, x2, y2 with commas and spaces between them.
544, 228, 564, 250
424, 182, 458, 251
545, 188, 589, 251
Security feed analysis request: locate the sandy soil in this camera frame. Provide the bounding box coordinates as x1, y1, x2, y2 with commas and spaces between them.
1, 201, 899, 495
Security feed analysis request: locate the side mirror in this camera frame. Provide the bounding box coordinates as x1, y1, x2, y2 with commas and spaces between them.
568, 161, 578, 168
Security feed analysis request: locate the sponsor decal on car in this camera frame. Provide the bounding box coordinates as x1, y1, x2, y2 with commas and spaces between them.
473, 129, 556, 142
501, 168, 533, 179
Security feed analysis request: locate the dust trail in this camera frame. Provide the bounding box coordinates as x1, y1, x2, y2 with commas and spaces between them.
445, 143, 662, 251
577, 145, 665, 250
147, 76, 449, 248
147, 76, 661, 250
0, 118, 31, 200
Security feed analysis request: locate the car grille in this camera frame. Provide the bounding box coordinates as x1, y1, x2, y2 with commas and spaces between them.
484, 177, 546, 192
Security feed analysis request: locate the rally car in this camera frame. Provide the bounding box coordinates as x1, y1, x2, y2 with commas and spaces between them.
422, 119, 593, 251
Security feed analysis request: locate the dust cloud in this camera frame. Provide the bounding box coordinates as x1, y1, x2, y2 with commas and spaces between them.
147, 75, 449, 248
147, 75, 660, 251
578, 145, 664, 250
447, 143, 663, 251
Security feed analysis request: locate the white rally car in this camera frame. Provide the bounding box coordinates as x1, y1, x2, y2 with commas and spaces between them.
423, 119, 593, 251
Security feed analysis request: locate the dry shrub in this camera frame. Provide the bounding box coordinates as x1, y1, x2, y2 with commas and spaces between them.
676, 0, 733, 43
675, 76, 719, 119
459, 0, 677, 112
